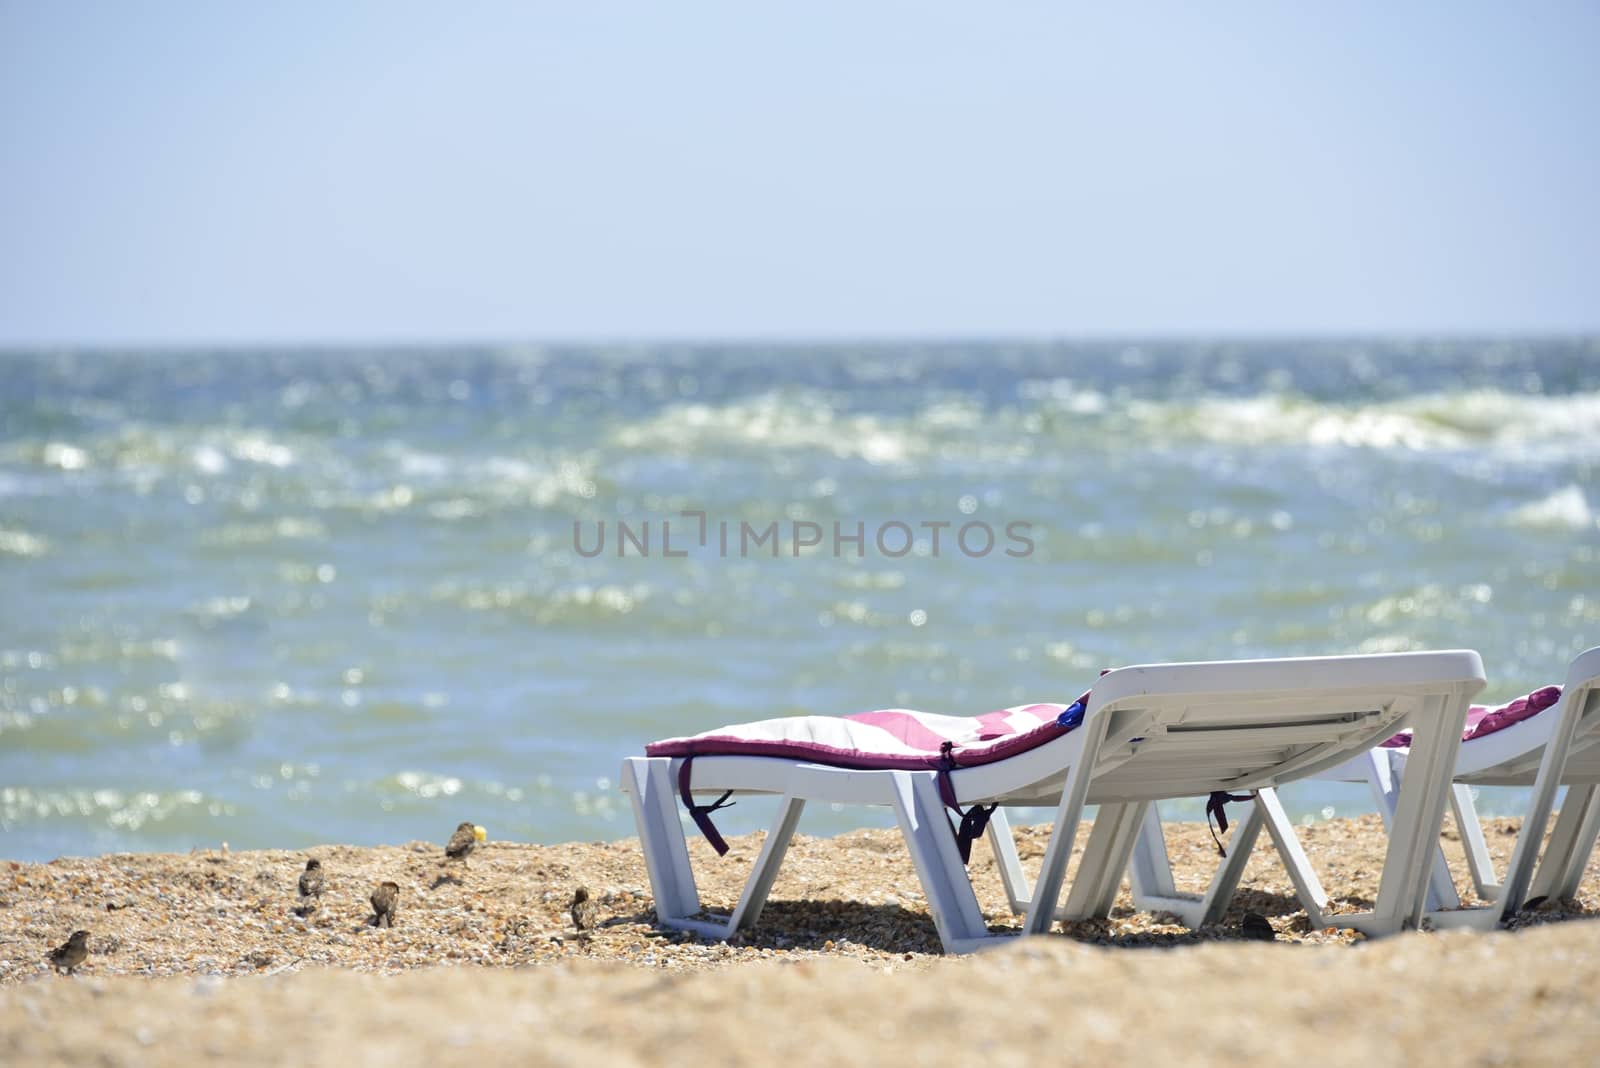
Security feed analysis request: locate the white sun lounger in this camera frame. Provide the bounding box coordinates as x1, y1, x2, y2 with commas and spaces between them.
1129, 646, 1600, 932
621, 650, 1485, 953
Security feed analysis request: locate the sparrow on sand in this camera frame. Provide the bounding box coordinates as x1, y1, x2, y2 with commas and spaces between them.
48, 930, 90, 975
371, 881, 400, 928
444, 821, 486, 866
1239, 912, 1277, 942
296, 858, 324, 913
571, 886, 598, 932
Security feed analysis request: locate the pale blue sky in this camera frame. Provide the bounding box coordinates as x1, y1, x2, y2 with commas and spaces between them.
2, 1, 1597, 345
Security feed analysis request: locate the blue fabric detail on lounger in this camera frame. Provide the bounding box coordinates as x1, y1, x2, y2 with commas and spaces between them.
1056, 699, 1086, 729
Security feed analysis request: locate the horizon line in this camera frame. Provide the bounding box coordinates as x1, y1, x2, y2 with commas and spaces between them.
3, 328, 1598, 355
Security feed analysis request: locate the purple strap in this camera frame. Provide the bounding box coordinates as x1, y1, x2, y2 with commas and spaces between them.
951, 803, 998, 864
677, 757, 735, 856
1205, 790, 1256, 857
936, 741, 997, 865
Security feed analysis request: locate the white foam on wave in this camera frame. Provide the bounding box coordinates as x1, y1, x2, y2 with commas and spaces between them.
615, 386, 1600, 466
607, 389, 1048, 467
191, 444, 230, 474
390, 445, 451, 477
1121, 389, 1600, 458
42, 442, 91, 470
0, 785, 226, 830
229, 433, 295, 468
0, 527, 49, 557
613, 390, 934, 464
1509, 486, 1598, 531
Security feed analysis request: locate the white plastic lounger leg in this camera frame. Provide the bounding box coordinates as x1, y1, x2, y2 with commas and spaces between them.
1501, 675, 1600, 915
1128, 803, 1180, 904
1132, 798, 1269, 930
622, 757, 707, 931
1377, 695, 1467, 933
984, 807, 1030, 916
888, 771, 989, 953
1256, 787, 1329, 928
1190, 799, 1267, 928
1526, 784, 1600, 905
728, 795, 806, 932
1364, 748, 1461, 913
1126, 796, 1260, 927
1551, 786, 1600, 901
1022, 755, 1093, 937
1448, 784, 1500, 900
1060, 801, 1149, 921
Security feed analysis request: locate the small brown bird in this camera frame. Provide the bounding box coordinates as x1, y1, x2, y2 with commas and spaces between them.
296, 858, 324, 912
571, 886, 598, 932
1239, 912, 1276, 942
48, 930, 90, 975
443, 821, 485, 867
371, 881, 400, 928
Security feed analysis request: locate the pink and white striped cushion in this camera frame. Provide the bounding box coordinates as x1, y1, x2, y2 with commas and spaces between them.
1380, 686, 1562, 749
645, 700, 1081, 770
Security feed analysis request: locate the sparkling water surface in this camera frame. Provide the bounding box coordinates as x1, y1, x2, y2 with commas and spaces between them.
1, 340, 1596, 861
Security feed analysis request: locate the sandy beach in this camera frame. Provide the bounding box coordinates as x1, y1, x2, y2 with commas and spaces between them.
7, 3, 1596, 1065
3, 813, 1597, 1065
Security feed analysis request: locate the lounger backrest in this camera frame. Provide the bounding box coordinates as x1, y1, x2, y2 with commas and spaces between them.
1454, 646, 1600, 784
1549, 646, 1600, 784
1082, 651, 1487, 803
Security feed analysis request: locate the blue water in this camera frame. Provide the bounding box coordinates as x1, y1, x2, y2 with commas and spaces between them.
1, 340, 1596, 861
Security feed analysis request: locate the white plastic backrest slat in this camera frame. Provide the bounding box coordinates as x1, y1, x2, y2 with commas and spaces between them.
1086, 650, 1485, 719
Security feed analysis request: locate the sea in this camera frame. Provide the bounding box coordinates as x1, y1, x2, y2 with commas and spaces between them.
1, 339, 1596, 862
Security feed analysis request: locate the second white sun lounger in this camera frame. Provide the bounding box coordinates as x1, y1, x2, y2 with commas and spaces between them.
1131, 646, 1600, 932
622, 650, 1485, 953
